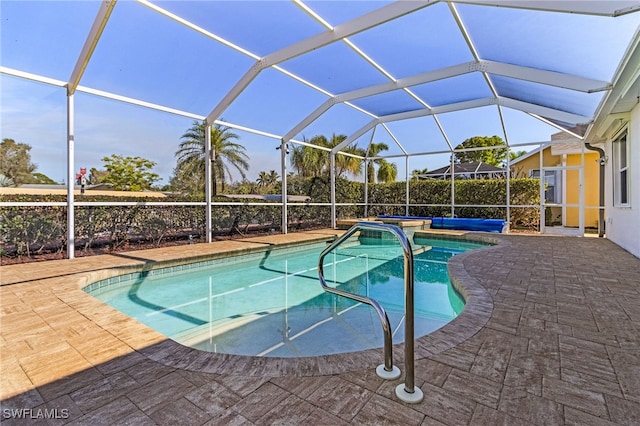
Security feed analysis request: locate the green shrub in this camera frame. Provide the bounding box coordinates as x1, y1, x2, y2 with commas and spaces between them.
0, 177, 540, 259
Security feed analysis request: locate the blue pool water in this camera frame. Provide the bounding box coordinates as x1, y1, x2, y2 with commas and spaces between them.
86, 236, 486, 357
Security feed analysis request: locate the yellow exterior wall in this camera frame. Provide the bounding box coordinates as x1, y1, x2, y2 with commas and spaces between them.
511, 148, 562, 178
511, 147, 599, 228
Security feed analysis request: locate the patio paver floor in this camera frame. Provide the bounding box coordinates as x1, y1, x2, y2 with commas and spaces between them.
1, 230, 639, 425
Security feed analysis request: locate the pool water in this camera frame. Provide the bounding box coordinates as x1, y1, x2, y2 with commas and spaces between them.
86, 236, 486, 357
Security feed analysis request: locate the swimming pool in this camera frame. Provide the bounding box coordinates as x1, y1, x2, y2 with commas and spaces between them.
85, 236, 486, 357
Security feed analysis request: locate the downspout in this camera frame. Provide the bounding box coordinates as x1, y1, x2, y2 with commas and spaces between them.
585, 142, 605, 237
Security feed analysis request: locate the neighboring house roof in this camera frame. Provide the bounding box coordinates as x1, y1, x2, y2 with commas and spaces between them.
418, 162, 506, 179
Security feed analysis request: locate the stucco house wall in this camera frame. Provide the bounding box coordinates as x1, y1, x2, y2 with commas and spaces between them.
605, 102, 640, 258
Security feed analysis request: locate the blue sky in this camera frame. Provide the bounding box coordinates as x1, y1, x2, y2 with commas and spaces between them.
1, 1, 638, 185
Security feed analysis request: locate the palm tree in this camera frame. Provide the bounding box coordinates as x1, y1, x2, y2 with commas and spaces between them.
290, 134, 363, 179
290, 138, 325, 178
256, 170, 279, 191
377, 160, 397, 183
365, 142, 390, 183
509, 150, 528, 161
335, 144, 365, 179
256, 171, 269, 188
266, 170, 279, 186
411, 167, 429, 181
175, 121, 249, 196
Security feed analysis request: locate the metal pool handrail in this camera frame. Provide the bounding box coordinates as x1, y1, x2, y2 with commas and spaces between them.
318, 221, 423, 403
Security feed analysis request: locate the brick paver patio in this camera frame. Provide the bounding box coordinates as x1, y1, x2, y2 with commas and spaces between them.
1, 230, 639, 425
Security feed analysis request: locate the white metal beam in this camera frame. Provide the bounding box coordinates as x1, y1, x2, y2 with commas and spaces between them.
1, 66, 66, 87
369, 96, 590, 127
78, 85, 205, 120
264, 1, 434, 67
375, 138, 520, 159
293, 0, 334, 29
332, 120, 379, 153
2, 66, 205, 121
136, 0, 259, 60
380, 98, 497, 122
66, 94, 76, 259
448, 2, 502, 109
206, 1, 434, 125
433, 115, 454, 150
280, 62, 471, 143
381, 123, 408, 156
499, 97, 592, 125
205, 60, 266, 125
400, 139, 550, 160
527, 113, 580, 138
68, 0, 117, 95
449, 1, 640, 17
340, 62, 475, 102
280, 139, 289, 234
138, 0, 336, 104
453, 143, 511, 153
282, 98, 337, 142
449, 3, 482, 61
281, 56, 607, 145
205, 124, 212, 243
483, 60, 611, 93
295, 0, 439, 154
497, 104, 510, 146
344, 58, 603, 112
1, 66, 322, 152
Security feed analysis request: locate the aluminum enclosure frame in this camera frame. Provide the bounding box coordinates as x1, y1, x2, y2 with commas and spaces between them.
1, 0, 639, 258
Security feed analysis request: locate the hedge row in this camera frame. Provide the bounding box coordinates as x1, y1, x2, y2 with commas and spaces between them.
287, 177, 540, 226
0, 178, 539, 258
0, 195, 285, 257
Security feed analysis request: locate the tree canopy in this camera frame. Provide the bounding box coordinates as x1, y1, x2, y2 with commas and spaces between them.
174, 121, 249, 196
88, 167, 109, 185
290, 134, 364, 179
100, 154, 161, 191
509, 150, 528, 161
256, 170, 279, 191
289, 134, 402, 183
31, 172, 57, 184
454, 136, 507, 167
411, 167, 429, 181
366, 142, 391, 183
0, 138, 38, 185
376, 160, 397, 183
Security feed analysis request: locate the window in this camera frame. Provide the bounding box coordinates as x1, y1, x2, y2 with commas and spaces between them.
531, 169, 562, 204
613, 130, 629, 206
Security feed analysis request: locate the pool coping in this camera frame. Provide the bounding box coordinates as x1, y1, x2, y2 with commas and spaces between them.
48, 230, 499, 378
